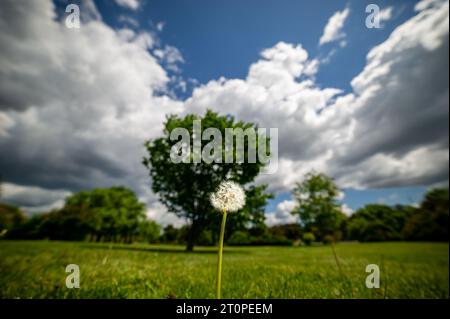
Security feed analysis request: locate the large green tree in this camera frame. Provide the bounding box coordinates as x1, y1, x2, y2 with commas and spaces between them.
291, 172, 346, 241
143, 110, 272, 251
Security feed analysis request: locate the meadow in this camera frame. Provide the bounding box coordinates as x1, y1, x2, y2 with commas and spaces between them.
0, 240, 448, 299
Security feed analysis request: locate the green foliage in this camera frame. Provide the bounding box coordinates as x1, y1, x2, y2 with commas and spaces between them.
0, 203, 26, 237
137, 220, 161, 243
268, 223, 302, 241
65, 186, 146, 242
227, 230, 292, 246
322, 234, 334, 245
402, 188, 449, 241
225, 184, 273, 241
143, 110, 272, 250
347, 189, 449, 243
3, 187, 152, 243
159, 225, 182, 244
251, 234, 292, 246
347, 204, 413, 242
291, 172, 346, 240
197, 229, 214, 246
227, 230, 252, 245
302, 232, 316, 246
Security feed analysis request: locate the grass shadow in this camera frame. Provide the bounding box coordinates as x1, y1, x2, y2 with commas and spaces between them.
80, 244, 250, 255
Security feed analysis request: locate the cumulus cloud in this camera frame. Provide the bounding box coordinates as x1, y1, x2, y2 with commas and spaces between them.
341, 204, 354, 216
153, 45, 184, 73
146, 202, 185, 227
265, 199, 298, 226
118, 15, 139, 27
185, 0, 449, 193
0, 0, 182, 213
319, 7, 350, 45
0, 113, 14, 137
379, 6, 394, 26
114, 0, 140, 10
334, 0, 449, 188
1, 183, 71, 213
156, 22, 165, 32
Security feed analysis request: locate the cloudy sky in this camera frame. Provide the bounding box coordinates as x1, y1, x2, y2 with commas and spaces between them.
0, 0, 448, 226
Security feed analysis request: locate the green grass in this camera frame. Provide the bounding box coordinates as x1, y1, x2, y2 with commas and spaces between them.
0, 240, 448, 299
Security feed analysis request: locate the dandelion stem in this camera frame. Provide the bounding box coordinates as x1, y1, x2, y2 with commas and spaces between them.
216, 210, 227, 299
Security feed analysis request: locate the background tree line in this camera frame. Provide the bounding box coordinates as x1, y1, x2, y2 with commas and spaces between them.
0, 111, 448, 248
0, 187, 160, 243
1, 182, 448, 246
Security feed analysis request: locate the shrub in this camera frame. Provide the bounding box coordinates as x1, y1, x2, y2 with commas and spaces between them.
227, 231, 293, 246
197, 229, 214, 246
303, 232, 315, 246
227, 231, 252, 245
402, 188, 449, 241
323, 235, 335, 245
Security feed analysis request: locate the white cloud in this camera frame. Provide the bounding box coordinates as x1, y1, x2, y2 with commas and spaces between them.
156, 22, 165, 32
80, 0, 102, 22
118, 15, 139, 27
114, 0, 140, 10
153, 45, 184, 73
341, 204, 354, 216
265, 199, 298, 226
0, 113, 14, 137
0, 0, 182, 218
334, 0, 449, 188
146, 202, 185, 227
1, 183, 71, 213
319, 7, 350, 45
185, 0, 448, 193
379, 6, 394, 27
337, 191, 345, 201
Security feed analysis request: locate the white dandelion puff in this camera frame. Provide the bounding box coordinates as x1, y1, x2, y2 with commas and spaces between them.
210, 181, 246, 213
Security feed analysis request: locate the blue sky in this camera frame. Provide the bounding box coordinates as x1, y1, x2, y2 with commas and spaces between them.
1, 0, 448, 225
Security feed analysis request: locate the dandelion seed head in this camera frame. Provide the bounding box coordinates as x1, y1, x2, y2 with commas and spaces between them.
210, 181, 246, 212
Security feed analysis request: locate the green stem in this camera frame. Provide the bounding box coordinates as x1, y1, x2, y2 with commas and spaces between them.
216, 210, 227, 299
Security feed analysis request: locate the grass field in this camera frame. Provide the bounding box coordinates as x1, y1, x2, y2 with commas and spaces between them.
0, 240, 448, 299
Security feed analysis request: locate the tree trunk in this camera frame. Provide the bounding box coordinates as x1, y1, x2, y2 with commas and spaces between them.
185, 220, 198, 252
186, 239, 194, 252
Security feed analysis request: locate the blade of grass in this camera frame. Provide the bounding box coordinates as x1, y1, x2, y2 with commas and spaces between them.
331, 242, 353, 298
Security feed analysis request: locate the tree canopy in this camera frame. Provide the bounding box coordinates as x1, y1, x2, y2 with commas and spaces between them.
3, 187, 147, 242
143, 110, 272, 250
63, 186, 146, 242
402, 188, 449, 241
291, 172, 346, 241
346, 204, 414, 242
